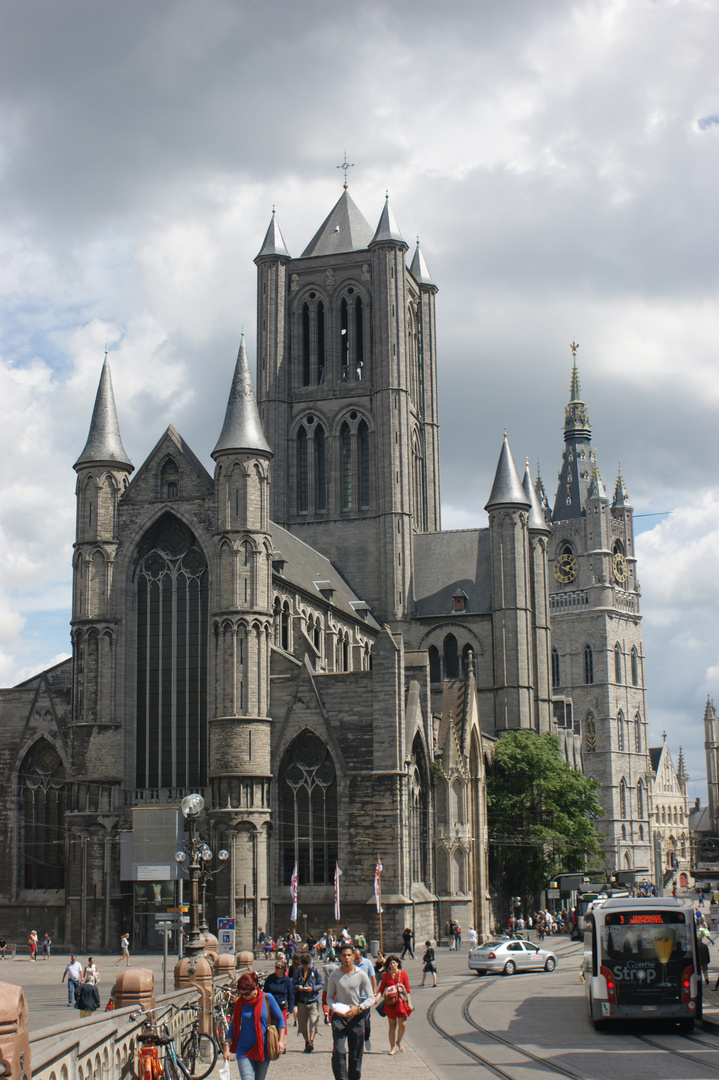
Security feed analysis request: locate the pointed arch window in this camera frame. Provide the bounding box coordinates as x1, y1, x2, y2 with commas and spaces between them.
619, 778, 627, 819
410, 734, 430, 884
135, 513, 208, 789
279, 732, 337, 886
631, 646, 639, 686
634, 711, 642, 752
355, 297, 364, 379
444, 633, 459, 679
317, 302, 325, 384
314, 425, 326, 512
161, 458, 179, 500
551, 648, 560, 688
297, 426, 308, 514
584, 644, 594, 684
340, 298, 349, 381
358, 420, 370, 509
20, 739, 67, 890
428, 644, 441, 683
617, 711, 625, 752
340, 422, 352, 511
281, 601, 291, 651
302, 303, 311, 386
614, 643, 622, 683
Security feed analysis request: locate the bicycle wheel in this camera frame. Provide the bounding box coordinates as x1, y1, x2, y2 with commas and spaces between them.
180, 1032, 217, 1080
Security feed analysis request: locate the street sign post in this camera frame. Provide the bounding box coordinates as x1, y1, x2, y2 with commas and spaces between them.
219, 929, 235, 955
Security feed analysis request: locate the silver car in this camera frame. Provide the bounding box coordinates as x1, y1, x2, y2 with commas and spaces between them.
468, 938, 558, 976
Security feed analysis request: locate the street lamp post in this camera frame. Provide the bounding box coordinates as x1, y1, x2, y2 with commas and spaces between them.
198, 844, 229, 934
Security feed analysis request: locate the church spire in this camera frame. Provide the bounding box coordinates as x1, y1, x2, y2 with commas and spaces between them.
255, 208, 290, 260
74, 352, 133, 472
612, 459, 632, 509
564, 341, 591, 442
523, 459, 549, 530
212, 333, 272, 459
485, 433, 531, 511
409, 238, 435, 288
370, 194, 407, 247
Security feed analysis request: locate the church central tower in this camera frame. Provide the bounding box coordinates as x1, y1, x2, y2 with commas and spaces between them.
255, 187, 440, 623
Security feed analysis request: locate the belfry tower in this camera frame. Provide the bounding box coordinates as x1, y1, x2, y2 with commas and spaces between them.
255, 185, 440, 623
547, 347, 652, 873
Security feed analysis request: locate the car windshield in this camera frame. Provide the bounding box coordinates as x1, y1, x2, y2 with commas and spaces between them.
480, 941, 507, 950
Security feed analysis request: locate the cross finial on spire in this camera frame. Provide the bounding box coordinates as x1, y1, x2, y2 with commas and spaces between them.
337, 152, 355, 190
570, 340, 579, 361
662, 730, 667, 742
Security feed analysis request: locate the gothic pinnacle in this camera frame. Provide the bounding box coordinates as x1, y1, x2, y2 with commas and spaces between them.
74, 352, 133, 471
212, 333, 272, 458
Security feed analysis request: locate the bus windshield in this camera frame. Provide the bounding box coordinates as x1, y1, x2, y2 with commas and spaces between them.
600, 910, 694, 1004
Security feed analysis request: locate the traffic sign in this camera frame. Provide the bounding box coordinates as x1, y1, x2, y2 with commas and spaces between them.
218, 917, 236, 930
219, 930, 235, 954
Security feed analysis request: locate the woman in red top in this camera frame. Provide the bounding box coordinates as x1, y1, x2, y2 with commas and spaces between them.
375, 954, 412, 1054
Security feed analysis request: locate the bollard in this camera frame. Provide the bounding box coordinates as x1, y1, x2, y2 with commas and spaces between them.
114, 967, 156, 1013
215, 953, 236, 982
200, 930, 219, 968
0, 982, 31, 1080
235, 950, 254, 976
175, 954, 213, 1035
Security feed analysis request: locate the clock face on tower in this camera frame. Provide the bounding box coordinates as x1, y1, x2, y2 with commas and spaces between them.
553, 553, 578, 584
613, 552, 628, 584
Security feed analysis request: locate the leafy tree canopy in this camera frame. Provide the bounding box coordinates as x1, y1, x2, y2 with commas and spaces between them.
487, 730, 604, 904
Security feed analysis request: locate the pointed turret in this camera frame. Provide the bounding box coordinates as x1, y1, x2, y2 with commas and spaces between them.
485, 434, 531, 511
523, 460, 550, 531
612, 462, 632, 510
587, 465, 607, 502
370, 195, 407, 247
212, 334, 272, 459
535, 465, 551, 523
255, 209, 291, 260
409, 239, 436, 288
74, 354, 133, 472
301, 189, 374, 257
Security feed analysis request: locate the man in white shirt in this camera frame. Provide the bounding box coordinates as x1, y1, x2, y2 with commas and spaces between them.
62, 955, 83, 1006
327, 944, 373, 1080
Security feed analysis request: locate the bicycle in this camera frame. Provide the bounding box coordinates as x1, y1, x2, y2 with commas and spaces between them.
212, 985, 235, 1053
179, 1002, 218, 1079
132, 1006, 192, 1080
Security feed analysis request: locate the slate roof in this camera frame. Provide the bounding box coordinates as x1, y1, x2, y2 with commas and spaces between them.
270, 523, 380, 630
409, 241, 435, 287
213, 334, 272, 457
370, 197, 405, 246
438, 678, 468, 755
74, 356, 133, 471
301, 190, 375, 257
255, 211, 291, 260
412, 530, 492, 616
485, 434, 530, 511
648, 747, 663, 773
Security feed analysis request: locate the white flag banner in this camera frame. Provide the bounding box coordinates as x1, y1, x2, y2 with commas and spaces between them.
374, 858, 383, 913
334, 863, 342, 921
290, 862, 298, 923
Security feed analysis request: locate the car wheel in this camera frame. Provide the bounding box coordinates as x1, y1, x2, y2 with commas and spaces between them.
503, 960, 516, 976
544, 957, 556, 972
474, 969, 486, 976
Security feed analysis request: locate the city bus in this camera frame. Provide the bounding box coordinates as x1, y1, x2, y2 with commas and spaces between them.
584, 896, 700, 1031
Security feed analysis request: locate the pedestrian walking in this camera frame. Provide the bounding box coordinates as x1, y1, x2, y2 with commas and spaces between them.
327, 943, 373, 1080
27, 930, 38, 960
115, 932, 130, 966
453, 923, 462, 950
420, 941, 437, 987
400, 927, 414, 960
83, 956, 100, 984
223, 970, 286, 1080
353, 946, 376, 1052
42, 932, 52, 959
263, 957, 294, 1030
292, 951, 323, 1053
698, 938, 711, 985
75, 974, 101, 1018
468, 926, 478, 949
699, 891, 705, 908
448, 919, 456, 950
62, 954, 83, 1006
375, 954, 412, 1055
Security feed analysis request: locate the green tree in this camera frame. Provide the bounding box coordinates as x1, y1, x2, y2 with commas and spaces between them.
487, 731, 604, 911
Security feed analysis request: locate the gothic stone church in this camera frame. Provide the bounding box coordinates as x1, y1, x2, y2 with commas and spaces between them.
0, 187, 653, 951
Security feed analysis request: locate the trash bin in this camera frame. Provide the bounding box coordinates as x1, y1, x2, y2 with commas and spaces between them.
370, 940, 380, 958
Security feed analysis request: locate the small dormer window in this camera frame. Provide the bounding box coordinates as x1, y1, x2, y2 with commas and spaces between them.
452, 590, 468, 613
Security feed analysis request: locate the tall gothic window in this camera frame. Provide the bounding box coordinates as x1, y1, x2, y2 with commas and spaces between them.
551, 648, 560, 688
314, 425, 326, 512
279, 732, 337, 886
631, 646, 639, 686
358, 420, 370, 509
355, 297, 364, 379
444, 633, 459, 679
302, 303, 311, 386
617, 710, 625, 751
297, 426, 308, 513
586, 713, 596, 752
410, 734, 430, 884
428, 645, 441, 683
340, 298, 349, 381
20, 739, 67, 890
614, 642, 622, 683
619, 778, 627, 819
584, 644, 594, 684
635, 711, 642, 752
317, 302, 325, 384
135, 513, 208, 789
340, 423, 352, 511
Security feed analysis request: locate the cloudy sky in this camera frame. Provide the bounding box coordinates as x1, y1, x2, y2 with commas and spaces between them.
1, 0, 717, 799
